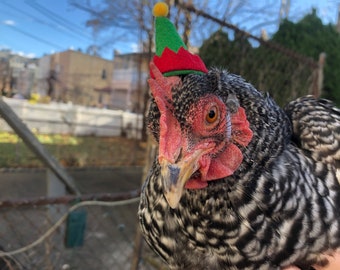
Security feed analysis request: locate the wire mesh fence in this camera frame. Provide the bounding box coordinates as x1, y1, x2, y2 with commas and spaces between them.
176, 1, 321, 107
0, 193, 165, 270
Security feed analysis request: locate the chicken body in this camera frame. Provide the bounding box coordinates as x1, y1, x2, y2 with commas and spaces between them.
138, 67, 340, 270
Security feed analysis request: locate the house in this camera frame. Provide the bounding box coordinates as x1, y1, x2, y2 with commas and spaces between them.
0, 49, 38, 97
40, 50, 114, 106
2, 49, 151, 111
111, 51, 150, 112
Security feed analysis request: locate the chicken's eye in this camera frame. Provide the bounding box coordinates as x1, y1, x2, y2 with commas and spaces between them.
206, 106, 219, 124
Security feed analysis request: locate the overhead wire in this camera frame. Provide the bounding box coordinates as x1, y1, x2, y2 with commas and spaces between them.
25, 0, 93, 40
0, 1, 92, 43
4, 24, 65, 50
0, 1, 98, 54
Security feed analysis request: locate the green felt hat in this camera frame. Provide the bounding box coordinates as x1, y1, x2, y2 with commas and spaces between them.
151, 2, 208, 78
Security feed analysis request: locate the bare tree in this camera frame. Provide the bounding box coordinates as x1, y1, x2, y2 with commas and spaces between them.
70, 0, 282, 53
70, 0, 156, 55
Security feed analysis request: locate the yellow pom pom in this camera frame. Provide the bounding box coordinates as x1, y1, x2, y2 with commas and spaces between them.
153, 2, 169, 17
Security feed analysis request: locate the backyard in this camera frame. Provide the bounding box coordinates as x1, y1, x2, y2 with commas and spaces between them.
0, 131, 162, 270
0, 132, 147, 168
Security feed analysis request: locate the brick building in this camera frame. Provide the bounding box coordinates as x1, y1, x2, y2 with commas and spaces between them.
45, 50, 114, 106
0, 49, 38, 97
111, 52, 150, 112
3, 49, 150, 111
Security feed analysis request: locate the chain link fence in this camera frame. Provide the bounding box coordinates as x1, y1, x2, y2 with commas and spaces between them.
177, 1, 321, 107
0, 193, 166, 270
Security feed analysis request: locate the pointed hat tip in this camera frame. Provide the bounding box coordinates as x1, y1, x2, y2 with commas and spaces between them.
153, 2, 169, 17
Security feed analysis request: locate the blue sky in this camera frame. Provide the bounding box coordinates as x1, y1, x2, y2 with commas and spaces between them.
0, 0, 338, 60
0, 0, 126, 59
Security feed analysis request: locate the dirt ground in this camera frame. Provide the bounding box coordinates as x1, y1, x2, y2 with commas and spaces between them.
0, 136, 148, 168
0, 166, 143, 199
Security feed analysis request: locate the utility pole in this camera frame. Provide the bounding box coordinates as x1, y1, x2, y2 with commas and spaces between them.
337, 3, 340, 34
279, 0, 291, 24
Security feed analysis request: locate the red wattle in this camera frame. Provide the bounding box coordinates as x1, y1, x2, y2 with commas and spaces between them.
185, 107, 253, 190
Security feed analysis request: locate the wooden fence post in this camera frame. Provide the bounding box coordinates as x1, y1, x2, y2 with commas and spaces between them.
130, 137, 157, 270
311, 52, 326, 98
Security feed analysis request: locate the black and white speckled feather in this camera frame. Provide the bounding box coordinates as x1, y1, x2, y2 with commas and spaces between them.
138, 69, 340, 270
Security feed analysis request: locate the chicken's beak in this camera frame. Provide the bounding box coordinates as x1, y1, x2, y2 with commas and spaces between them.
159, 148, 204, 209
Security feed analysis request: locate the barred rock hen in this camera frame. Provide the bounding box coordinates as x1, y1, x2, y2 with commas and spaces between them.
138, 63, 340, 270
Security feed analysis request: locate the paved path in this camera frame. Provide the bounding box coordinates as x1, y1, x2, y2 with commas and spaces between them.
0, 167, 143, 199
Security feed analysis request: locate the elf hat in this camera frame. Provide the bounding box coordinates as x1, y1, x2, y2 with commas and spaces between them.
151, 2, 208, 78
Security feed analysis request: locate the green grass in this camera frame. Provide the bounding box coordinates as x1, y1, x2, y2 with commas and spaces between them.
0, 132, 146, 168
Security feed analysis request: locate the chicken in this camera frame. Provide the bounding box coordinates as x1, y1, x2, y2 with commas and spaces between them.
138, 62, 340, 270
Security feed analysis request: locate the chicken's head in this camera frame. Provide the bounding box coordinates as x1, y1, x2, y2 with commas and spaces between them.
148, 62, 253, 208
